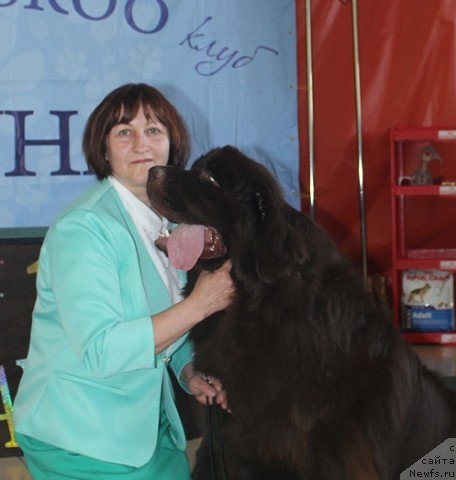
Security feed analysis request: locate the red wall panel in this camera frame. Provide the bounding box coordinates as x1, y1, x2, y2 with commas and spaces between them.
296, 0, 456, 275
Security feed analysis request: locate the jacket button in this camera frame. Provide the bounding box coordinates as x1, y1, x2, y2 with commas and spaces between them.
163, 356, 170, 364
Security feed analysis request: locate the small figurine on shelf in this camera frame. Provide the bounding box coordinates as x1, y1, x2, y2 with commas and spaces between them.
411, 144, 443, 185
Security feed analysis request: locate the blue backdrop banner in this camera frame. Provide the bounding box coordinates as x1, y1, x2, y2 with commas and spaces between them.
0, 0, 298, 230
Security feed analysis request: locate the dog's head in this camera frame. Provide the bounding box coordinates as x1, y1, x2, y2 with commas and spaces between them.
147, 146, 308, 282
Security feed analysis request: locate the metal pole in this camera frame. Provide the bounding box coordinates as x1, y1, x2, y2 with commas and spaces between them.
305, 0, 316, 219
351, 0, 368, 284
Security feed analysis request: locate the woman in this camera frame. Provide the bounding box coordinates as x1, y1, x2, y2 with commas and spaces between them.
13, 83, 234, 479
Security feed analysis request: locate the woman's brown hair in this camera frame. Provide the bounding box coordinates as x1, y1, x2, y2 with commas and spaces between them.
83, 83, 190, 179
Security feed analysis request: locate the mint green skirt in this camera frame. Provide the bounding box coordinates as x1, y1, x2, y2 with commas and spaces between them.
16, 416, 191, 480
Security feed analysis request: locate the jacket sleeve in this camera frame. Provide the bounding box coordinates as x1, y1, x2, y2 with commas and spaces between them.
43, 208, 157, 378
169, 337, 194, 393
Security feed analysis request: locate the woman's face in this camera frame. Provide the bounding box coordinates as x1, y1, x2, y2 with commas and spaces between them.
106, 105, 170, 200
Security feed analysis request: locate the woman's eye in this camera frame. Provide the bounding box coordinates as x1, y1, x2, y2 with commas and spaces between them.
147, 127, 160, 135
117, 128, 131, 136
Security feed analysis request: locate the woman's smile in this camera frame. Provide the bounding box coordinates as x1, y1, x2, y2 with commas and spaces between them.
131, 158, 154, 164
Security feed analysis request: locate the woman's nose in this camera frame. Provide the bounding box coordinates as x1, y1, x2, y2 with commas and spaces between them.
133, 132, 149, 152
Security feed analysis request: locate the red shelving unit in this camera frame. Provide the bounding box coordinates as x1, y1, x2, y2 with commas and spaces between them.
390, 127, 456, 344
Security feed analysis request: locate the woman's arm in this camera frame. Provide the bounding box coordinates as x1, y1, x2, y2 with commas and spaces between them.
46, 210, 159, 377
46, 208, 233, 377
152, 261, 233, 353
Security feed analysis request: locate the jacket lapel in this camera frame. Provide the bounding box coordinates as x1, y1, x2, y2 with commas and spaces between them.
110, 187, 172, 313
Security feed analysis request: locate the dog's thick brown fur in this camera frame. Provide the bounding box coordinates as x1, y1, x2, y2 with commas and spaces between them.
147, 146, 456, 480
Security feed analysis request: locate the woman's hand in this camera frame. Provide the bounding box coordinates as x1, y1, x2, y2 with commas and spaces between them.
152, 261, 234, 353
188, 260, 234, 319
181, 362, 229, 410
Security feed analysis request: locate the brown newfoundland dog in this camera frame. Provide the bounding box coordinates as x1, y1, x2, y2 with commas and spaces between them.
147, 146, 456, 480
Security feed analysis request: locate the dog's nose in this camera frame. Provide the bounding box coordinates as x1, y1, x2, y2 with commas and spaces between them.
148, 166, 168, 186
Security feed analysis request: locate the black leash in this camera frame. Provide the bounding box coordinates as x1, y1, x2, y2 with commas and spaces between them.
206, 397, 229, 480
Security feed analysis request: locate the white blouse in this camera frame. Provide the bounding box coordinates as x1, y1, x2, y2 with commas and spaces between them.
109, 176, 183, 305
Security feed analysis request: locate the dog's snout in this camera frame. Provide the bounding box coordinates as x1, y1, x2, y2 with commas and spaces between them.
148, 166, 167, 181
149, 166, 165, 178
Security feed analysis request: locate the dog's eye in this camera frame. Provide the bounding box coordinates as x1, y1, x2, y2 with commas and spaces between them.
200, 172, 220, 187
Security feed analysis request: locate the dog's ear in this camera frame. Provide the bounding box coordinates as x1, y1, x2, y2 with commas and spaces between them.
252, 191, 309, 282
255, 223, 308, 283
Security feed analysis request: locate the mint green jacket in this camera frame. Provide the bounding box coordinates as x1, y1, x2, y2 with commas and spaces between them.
13, 179, 192, 467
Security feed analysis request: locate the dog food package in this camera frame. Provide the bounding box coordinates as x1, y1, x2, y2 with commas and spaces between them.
402, 269, 455, 332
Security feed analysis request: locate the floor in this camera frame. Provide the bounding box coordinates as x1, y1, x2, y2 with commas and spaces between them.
1, 345, 455, 479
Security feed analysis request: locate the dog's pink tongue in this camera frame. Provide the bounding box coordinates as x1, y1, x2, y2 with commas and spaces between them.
167, 224, 205, 271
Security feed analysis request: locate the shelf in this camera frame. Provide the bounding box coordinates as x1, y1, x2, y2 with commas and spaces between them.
393, 185, 456, 196
395, 249, 456, 271
390, 127, 456, 344
396, 259, 456, 270
402, 332, 456, 345
391, 127, 456, 142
